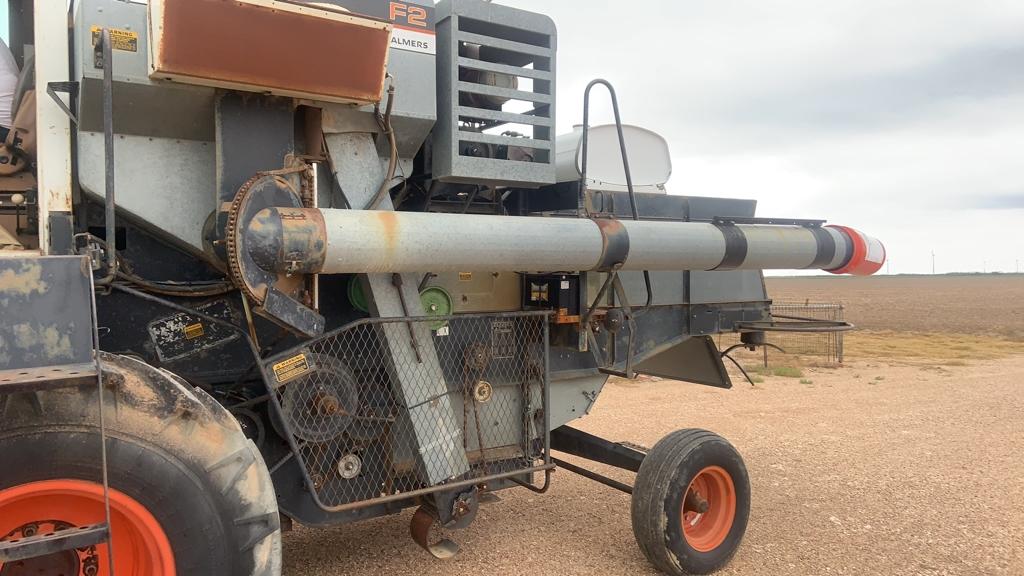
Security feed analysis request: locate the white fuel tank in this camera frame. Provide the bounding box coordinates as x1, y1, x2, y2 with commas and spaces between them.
555, 124, 673, 193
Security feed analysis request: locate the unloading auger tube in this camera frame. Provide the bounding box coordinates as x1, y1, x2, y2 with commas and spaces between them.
242, 208, 886, 277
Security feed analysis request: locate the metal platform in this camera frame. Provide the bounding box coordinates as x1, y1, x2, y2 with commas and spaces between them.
0, 524, 109, 563
0, 363, 98, 393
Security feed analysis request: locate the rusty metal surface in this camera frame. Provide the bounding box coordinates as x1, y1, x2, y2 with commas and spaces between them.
151, 0, 391, 104
410, 506, 460, 559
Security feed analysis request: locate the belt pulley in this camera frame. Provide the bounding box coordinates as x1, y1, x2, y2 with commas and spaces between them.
223, 163, 325, 336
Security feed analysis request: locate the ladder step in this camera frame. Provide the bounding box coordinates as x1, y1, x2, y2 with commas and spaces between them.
0, 363, 97, 393
0, 523, 109, 562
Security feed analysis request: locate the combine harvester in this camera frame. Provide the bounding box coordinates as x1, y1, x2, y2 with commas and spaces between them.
0, 0, 884, 574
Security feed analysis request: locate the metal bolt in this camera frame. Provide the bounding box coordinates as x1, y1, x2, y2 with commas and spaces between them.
313, 393, 340, 415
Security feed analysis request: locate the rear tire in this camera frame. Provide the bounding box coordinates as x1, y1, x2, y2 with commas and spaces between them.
631, 429, 750, 575
0, 353, 282, 575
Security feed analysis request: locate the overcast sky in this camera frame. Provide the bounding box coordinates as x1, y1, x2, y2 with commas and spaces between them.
504, 0, 1024, 274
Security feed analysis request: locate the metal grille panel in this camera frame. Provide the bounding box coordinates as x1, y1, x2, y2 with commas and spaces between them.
433, 0, 557, 186
261, 312, 550, 510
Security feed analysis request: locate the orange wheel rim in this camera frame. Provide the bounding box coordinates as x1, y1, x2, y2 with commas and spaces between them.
681, 466, 737, 552
0, 479, 175, 575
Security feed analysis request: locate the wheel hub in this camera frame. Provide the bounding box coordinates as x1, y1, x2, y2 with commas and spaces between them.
1, 520, 88, 576
279, 353, 360, 442
0, 549, 81, 576
0, 480, 175, 576
681, 466, 738, 552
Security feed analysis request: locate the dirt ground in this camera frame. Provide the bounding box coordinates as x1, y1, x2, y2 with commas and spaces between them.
284, 276, 1024, 576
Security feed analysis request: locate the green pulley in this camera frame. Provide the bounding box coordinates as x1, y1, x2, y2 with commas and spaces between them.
347, 276, 369, 313
419, 286, 453, 331
349, 278, 453, 331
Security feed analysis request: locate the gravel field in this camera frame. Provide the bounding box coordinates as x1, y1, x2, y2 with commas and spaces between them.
283, 354, 1024, 576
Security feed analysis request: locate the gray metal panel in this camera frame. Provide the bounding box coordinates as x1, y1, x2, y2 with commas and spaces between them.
77, 78, 216, 141
0, 257, 95, 370
686, 196, 757, 222
382, 49, 438, 158
215, 92, 295, 208
634, 336, 732, 389
690, 270, 767, 304
548, 373, 608, 429
77, 132, 215, 252
76, 0, 154, 83
48, 213, 75, 255
587, 271, 687, 307
433, 0, 556, 186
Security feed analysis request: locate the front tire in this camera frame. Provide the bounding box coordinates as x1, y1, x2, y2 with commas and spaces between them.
0, 354, 282, 575
631, 429, 751, 575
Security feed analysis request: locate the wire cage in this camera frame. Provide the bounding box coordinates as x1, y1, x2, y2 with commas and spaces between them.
721, 301, 846, 365
768, 301, 845, 363
260, 311, 550, 511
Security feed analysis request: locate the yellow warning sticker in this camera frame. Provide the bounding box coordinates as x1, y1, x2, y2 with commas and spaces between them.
458, 272, 472, 281
91, 26, 139, 53
272, 353, 311, 384
183, 322, 205, 340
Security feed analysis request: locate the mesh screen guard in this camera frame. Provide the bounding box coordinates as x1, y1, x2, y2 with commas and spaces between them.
260, 311, 551, 511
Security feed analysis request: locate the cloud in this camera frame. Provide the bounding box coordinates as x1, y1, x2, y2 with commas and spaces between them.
713, 41, 1024, 135
962, 194, 1024, 210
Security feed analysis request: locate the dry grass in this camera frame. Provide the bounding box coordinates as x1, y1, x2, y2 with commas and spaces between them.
844, 330, 1020, 362
745, 364, 805, 378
